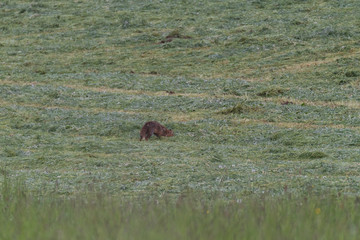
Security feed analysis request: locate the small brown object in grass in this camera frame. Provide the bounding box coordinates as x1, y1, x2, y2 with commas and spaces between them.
281, 101, 294, 105
140, 121, 174, 141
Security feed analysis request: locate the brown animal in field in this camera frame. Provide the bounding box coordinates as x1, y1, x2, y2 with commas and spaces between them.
140, 121, 174, 141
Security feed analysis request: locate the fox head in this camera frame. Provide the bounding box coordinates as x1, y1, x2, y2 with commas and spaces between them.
166, 129, 174, 137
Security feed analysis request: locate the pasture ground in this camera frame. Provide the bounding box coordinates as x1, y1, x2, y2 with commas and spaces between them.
0, 0, 360, 238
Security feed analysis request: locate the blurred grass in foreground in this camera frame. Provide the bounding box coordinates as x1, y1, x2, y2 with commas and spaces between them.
1, 178, 359, 240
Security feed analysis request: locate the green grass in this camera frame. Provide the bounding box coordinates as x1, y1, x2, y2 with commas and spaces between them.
0, 0, 360, 196
1, 0, 360, 237
1, 181, 360, 240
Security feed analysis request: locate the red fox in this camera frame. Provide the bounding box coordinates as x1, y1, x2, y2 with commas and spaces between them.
140, 121, 174, 141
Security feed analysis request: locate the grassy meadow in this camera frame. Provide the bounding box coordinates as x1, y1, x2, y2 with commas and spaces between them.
1, 0, 360, 238
1, 181, 360, 240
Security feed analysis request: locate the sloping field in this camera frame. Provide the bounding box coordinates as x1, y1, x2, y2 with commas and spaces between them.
1, 0, 360, 198
1, 1, 360, 239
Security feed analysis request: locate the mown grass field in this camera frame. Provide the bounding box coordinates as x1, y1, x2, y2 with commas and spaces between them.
0, 0, 360, 238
